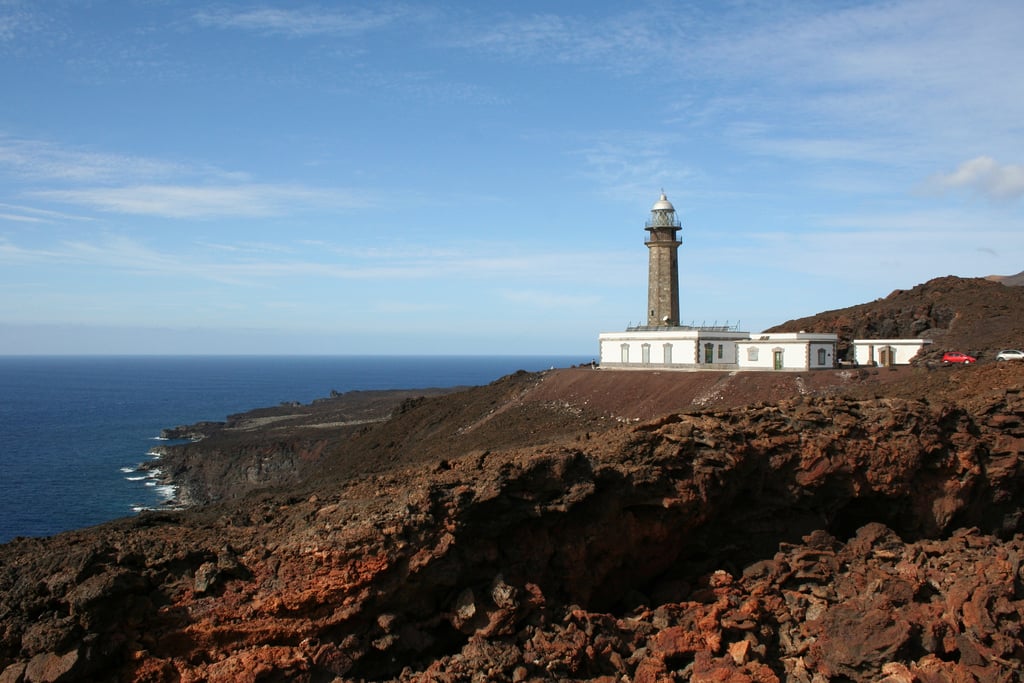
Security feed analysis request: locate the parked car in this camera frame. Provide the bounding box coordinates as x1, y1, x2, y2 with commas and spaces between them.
942, 352, 977, 364
996, 349, 1024, 362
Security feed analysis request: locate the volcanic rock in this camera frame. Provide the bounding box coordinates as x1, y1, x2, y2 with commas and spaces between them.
3, 275, 1024, 681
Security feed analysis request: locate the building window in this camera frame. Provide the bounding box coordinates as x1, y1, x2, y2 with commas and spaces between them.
663, 343, 673, 365
641, 343, 651, 364
718, 344, 723, 359
817, 348, 827, 365
620, 343, 629, 363
747, 347, 758, 361
773, 348, 784, 370
703, 343, 714, 364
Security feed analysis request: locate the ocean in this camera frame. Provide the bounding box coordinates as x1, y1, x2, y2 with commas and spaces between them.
0, 355, 586, 544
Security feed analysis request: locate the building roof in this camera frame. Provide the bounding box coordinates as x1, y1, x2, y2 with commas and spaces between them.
651, 192, 675, 212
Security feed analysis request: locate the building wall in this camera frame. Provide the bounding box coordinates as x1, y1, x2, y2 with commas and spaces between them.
599, 331, 839, 371
600, 331, 751, 369
735, 334, 837, 371
852, 339, 930, 366
600, 333, 698, 366
809, 343, 835, 368
736, 341, 825, 370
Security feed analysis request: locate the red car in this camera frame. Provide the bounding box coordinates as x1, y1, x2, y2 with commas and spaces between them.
942, 352, 977, 364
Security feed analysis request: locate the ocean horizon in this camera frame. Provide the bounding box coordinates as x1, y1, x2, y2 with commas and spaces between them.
0, 354, 588, 543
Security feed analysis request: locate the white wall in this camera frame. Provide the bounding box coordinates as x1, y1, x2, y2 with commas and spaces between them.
600, 337, 699, 365
598, 331, 748, 367
852, 339, 930, 366
599, 331, 838, 370
736, 335, 837, 371
737, 341, 814, 370
809, 343, 835, 368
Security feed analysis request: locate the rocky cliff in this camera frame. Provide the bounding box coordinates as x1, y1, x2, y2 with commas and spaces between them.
1, 360, 1022, 682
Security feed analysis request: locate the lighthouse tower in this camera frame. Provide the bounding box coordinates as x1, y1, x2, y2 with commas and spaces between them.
645, 192, 682, 327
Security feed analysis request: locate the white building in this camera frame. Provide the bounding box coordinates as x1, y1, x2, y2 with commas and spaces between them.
851, 338, 932, 367
597, 194, 923, 372
598, 328, 838, 371
598, 328, 749, 368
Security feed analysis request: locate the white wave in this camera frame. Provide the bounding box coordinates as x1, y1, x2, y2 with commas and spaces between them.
155, 485, 177, 500
119, 466, 136, 473
146, 450, 163, 458
145, 481, 156, 487
125, 475, 147, 481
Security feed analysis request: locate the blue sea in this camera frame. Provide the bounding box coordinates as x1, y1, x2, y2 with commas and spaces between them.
0, 355, 586, 544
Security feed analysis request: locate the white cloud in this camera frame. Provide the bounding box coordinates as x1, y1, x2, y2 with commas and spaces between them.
0, 211, 43, 223
0, 2, 39, 44
645, 2, 1024, 174
0, 234, 635, 292
33, 184, 372, 218
0, 135, 189, 184
193, 7, 402, 37
929, 156, 1024, 201
0, 201, 93, 224
0, 135, 377, 219
570, 131, 695, 200
444, 7, 690, 77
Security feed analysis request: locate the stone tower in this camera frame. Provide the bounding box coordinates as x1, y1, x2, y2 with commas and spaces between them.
645, 192, 681, 327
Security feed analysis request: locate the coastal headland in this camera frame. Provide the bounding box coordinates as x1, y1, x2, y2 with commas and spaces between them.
2, 276, 1024, 682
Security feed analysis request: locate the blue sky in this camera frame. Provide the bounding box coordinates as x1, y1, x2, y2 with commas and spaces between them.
1, 1, 1022, 355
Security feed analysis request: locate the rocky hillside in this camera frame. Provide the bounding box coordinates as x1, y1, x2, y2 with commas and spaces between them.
2, 275, 1024, 682
987, 269, 1024, 287
766, 275, 1024, 361
145, 365, 922, 506
1, 360, 1023, 682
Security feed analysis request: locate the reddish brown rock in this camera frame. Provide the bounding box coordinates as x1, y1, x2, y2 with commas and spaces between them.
1, 361, 1023, 681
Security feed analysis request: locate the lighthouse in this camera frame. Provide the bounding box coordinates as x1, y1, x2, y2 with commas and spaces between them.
597, 193, 841, 371
645, 192, 681, 327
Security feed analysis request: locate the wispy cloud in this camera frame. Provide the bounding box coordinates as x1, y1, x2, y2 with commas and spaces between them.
0, 2, 40, 44
928, 156, 1024, 201
0, 135, 375, 218
695, 1, 1024, 163
0, 234, 634, 290
0, 201, 93, 224
33, 184, 373, 218
444, 8, 686, 76
570, 131, 695, 200
193, 7, 403, 37
0, 135, 189, 184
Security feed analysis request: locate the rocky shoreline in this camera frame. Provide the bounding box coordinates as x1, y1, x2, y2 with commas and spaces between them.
1, 363, 1022, 682
139, 386, 467, 509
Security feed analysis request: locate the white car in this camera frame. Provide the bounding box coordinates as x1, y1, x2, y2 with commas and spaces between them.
996, 349, 1024, 361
